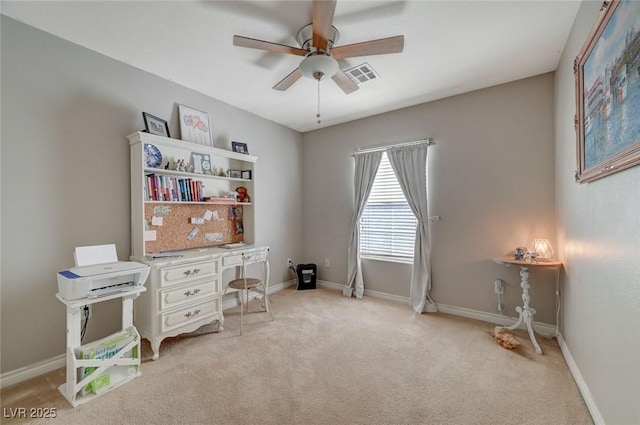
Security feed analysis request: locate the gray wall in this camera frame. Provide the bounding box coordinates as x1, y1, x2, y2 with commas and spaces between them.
0, 17, 304, 373
555, 2, 640, 424
302, 73, 558, 323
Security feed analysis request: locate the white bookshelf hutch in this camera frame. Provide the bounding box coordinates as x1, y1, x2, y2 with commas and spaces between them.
128, 131, 268, 360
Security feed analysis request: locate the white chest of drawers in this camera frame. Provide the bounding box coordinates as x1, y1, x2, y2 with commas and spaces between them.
133, 246, 269, 360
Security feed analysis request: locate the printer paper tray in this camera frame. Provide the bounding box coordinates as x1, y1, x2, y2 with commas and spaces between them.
88, 284, 139, 298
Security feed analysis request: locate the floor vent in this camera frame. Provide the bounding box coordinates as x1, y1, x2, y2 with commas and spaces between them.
344, 63, 379, 84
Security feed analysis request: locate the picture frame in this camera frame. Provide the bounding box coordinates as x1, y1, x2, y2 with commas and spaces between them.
241, 170, 252, 180
178, 104, 212, 146
574, 0, 640, 183
228, 169, 242, 179
190, 152, 212, 175
231, 141, 249, 155
142, 112, 170, 138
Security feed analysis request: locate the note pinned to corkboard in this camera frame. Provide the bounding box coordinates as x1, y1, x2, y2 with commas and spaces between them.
144, 203, 243, 253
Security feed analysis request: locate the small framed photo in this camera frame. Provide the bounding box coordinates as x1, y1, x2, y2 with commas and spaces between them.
179, 104, 212, 146
231, 141, 249, 154
228, 169, 242, 179
241, 170, 252, 180
190, 152, 212, 175
142, 112, 170, 138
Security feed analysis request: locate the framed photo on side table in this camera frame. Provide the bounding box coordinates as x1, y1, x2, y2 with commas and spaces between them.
574, 0, 640, 183
231, 141, 249, 154
142, 112, 170, 138
178, 104, 212, 146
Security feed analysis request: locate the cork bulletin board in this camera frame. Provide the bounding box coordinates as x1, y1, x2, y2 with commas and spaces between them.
144, 203, 244, 253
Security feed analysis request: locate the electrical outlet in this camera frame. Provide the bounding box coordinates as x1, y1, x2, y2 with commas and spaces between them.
324, 258, 331, 268
83, 304, 92, 319
494, 279, 504, 294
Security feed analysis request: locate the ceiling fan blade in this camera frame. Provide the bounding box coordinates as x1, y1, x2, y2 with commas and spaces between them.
332, 70, 359, 94
273, 68, 303, 91
233, 35, 308, 56
331, 35, 405, 60
312, 0, 337, 51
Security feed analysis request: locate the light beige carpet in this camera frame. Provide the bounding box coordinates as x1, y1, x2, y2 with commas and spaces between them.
1, 287, 593, 425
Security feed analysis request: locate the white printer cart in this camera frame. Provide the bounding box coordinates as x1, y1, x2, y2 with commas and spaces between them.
56, 287, 146, 407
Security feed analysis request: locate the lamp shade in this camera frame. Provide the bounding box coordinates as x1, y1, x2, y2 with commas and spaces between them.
299, 53, 338, 80
531, 238, 553, 259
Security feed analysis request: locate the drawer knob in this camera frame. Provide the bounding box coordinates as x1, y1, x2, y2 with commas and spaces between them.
184, 309, 201, 319
183, 268, 201, 276
184, 288, 201, 297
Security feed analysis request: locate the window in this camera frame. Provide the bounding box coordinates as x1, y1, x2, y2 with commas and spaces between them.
360, 152, 417, 261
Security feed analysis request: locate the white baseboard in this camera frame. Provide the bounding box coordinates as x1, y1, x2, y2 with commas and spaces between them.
318, 280, 556, 334
436, 303, 557, 336
0, 354, 66, 389
557, 334, 604, 425
317, 279, 343, 291
318, 280, 411, 304
1, 280, 296, 389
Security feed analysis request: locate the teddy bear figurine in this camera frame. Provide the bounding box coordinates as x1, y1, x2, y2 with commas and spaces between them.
235, 186, 251, 203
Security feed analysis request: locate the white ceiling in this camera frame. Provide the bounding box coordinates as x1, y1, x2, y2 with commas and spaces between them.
2, 1, 580, 133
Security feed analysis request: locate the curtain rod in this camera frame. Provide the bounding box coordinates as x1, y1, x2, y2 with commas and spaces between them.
351, 138, 435, 156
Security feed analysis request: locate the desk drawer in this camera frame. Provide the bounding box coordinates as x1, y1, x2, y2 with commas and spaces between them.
222, 251, 267, 267
160, 299, 219, 333
159, 279, 217, 311
160, 260, 217, 288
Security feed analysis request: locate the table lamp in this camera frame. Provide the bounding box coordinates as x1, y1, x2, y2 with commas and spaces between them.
531, 238, 553, 260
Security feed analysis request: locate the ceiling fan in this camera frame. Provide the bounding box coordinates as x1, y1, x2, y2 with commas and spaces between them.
233, 0, 405, 95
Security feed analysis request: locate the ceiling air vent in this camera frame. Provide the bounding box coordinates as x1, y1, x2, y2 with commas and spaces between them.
344, 63, 379, 85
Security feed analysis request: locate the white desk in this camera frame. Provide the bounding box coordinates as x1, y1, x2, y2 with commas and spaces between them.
493, 256, 562, 354
134, 245, 270, 360
219, 247, 270, 289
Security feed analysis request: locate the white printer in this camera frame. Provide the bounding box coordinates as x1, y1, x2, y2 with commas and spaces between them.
57, 244, 150, 301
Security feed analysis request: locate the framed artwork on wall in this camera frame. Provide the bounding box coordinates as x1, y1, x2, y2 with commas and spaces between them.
574, 0, 640, 183
178, 104, 213, 146
142, 112, 170, 138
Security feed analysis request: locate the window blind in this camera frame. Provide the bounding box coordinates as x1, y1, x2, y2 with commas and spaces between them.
360, 152, 417, 259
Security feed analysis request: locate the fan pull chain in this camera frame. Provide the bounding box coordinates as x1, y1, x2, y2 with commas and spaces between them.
317, 78, 321, 124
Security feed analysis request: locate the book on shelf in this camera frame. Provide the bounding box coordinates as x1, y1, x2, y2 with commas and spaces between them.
145, 174, 205, 202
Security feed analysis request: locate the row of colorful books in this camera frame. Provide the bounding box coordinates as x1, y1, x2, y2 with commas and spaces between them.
145, 174, 204, 202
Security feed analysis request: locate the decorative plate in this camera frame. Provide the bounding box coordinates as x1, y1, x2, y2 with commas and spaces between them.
144, 143, 162, 168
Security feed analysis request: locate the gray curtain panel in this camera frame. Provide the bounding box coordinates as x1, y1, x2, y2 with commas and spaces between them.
345, 151, 382, 298
387, 144, 436, 313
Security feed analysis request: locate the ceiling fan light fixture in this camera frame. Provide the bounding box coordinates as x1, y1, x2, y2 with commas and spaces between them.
296, 23, 340, 51
299, 53, 339, 80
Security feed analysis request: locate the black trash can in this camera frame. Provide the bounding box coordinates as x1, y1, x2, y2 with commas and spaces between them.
296, 264, 316, 290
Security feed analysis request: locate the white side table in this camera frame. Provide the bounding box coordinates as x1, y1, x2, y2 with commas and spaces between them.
56, 287, 146, 407
493, 256, 562, 354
